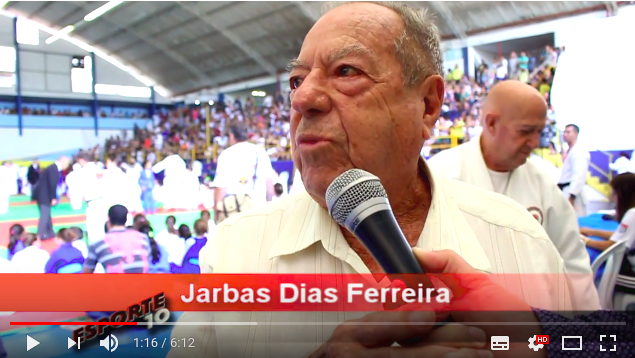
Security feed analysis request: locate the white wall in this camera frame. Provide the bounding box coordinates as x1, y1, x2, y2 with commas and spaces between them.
0, 127, 130, 160
0, 13, 13, 48
443, 11, 608, 50
550, 10, 635, 151
472, 49, 497, 66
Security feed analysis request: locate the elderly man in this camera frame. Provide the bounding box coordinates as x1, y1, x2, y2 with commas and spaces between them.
428, 81, 599, 310
168, 2, 571, 357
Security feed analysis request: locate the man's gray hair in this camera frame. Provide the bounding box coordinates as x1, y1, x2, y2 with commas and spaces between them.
322, 1, 444, 87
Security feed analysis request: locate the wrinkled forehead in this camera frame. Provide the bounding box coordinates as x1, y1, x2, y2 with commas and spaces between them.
301, 4, 402, 58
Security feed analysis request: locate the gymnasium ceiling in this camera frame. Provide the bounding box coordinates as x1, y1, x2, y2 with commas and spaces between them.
3, 1, 617, 97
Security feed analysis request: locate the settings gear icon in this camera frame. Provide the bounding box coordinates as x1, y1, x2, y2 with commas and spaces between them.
528, 336, 545, 351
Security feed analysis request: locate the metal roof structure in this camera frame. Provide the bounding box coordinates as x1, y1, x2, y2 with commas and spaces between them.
4, 1, 620, 97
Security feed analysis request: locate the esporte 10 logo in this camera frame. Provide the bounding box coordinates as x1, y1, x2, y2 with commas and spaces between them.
72, 293, 170, 345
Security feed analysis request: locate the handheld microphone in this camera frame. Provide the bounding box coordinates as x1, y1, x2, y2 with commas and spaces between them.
325, 169, 433, 287
325, 169, 451, 339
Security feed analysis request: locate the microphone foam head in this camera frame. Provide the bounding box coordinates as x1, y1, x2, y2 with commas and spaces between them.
325, 169, 388, 226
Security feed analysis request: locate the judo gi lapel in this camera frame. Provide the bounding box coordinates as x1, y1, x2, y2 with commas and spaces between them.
462, 138, 496, 193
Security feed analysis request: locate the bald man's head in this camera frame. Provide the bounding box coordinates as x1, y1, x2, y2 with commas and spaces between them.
482, 81, 547, 123
58, 156, 71, 171
480, 81, 548, 172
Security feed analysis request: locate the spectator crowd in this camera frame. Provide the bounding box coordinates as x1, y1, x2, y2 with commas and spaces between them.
423, 44, 565, 157
2, 205, 216, 275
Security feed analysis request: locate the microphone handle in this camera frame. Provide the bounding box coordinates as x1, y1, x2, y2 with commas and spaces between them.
352, 208, 453, 343
353, 209, 434, 289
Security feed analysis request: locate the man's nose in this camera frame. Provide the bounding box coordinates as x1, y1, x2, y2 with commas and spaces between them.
528, 131, 541, 149
291, 74, 332, 119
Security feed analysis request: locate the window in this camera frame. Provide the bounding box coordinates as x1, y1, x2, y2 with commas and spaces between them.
0, 73, 15, 88
0, 46, 16, 87
95, 84, 151, 98
71, 55, 93, 93
0, 46, 16, 72
16, 18, 40, 46
444, 48, 463, 61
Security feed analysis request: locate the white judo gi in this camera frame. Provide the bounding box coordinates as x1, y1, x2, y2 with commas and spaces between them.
428, 138, 600, 311
0, 164, 12, 215
103, 167, 129, 209
153, 154, 187, 210
125, 162, 144, 213
558, 143, 591, 217
65, 165, 84, 211
79, 162, 108, 244
8, 163, 18, 195
183, 169, 201, 210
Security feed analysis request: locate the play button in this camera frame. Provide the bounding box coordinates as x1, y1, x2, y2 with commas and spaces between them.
26, 335, 40, 351
68, 337, 77, 349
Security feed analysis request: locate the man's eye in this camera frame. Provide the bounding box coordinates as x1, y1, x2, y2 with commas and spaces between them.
289, 77, 303, 90
336, 65, 359, 77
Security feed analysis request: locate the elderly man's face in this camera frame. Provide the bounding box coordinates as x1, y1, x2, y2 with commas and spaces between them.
288, 3, 442, 206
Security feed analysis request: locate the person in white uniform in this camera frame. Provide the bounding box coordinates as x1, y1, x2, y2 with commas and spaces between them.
183, 165, 201, 210
104, 157, 129, 209
125, 159, 144, 213
65, 163, 84, 211
609, 152, 633, 175
191, 159, 203, 181
288, 169, 305, 194
0, 161, 13, 215
558, 124, 590, 217
212, 121, 274, 212
168, 3, 573, 357
153, 153, 186, 210
428, 80, 599, 310
76, 151, 107, 244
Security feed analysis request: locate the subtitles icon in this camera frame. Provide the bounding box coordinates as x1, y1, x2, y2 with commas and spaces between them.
100, 334, 119, 352
491, 336, 509, 350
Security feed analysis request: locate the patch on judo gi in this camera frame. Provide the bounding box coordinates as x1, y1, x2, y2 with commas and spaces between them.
527, 206, 543, 225
618, 223, 628, 234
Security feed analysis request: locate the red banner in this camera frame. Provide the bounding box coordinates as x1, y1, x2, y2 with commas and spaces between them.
0, 273, 575, 312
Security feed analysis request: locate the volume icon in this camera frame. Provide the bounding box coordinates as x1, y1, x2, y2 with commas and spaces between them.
99, 334, 118, 352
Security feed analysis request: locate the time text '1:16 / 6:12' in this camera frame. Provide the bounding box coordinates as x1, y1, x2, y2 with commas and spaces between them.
134, 338, 195, 348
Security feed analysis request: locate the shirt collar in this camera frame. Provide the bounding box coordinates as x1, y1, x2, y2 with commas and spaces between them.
269, 158, 492, 274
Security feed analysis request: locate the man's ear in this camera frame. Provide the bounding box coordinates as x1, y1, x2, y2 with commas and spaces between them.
484, 112, 500, 136
421, 75, 445, 140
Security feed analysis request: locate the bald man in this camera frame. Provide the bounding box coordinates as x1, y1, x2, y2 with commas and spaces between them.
428, 81, 599, 310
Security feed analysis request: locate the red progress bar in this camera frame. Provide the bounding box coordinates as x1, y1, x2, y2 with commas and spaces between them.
10, 322, 138, 326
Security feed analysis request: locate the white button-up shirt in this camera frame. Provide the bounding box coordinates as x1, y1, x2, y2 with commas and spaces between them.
168, 159, 571, 358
